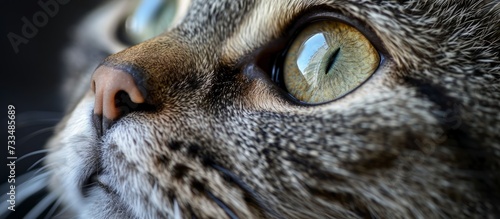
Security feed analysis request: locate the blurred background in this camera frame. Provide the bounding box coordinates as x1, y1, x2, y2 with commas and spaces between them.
1, 1, 100, 218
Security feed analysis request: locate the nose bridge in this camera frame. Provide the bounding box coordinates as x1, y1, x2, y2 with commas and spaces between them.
91, 35, 194, 135
104, 36, 194, 94
106, 36, 190, 74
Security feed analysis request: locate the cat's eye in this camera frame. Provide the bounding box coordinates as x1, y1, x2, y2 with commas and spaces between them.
125, 0, 189, 43
279, 20, 380, 104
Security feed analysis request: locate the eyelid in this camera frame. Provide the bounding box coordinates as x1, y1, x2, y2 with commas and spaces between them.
281, 8, 388, 57
269, 9, 388, 105
244, 8, 390, 106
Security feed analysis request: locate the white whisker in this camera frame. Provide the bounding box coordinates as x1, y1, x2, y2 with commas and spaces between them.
16, 118, 61, 128
33, 164, 56, 177
0, 171, 49, 217
17, 149, 49, 162
24, 192, 58, 219
18, 126, 55, 146
44, 195, 64, 219
51, 201, 73, 219
28, 156, 48, 171
173, 199, 181, 219
24, 169, 50, 182
17, 111, 62, 128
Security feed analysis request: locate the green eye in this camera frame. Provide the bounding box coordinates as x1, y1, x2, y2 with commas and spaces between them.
283, 20, 380, 104
126, 0, 180, 43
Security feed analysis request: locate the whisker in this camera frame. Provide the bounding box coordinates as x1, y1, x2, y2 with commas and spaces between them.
206, 191, 240, 219
16, 111, 62, 128
24, 192, 58, 219
20, 171, 51, 191
45, 195, 64, 219
28, 156, 48, 171
0, 171, 49, 214
173, 199, 182, 219
18, 127, 55, 146
17, 118, 61, 128
210, 164, 284, 219
33, 164, 55, 177
17, 149, 49, 162
51, 201, 73, 219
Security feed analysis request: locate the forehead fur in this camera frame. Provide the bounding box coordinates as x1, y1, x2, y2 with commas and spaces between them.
43, 0, 500, 218
221, 0, 500, 69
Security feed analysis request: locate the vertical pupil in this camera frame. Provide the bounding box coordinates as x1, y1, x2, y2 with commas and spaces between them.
283, 21, 380, 103
325, 48, 340, 75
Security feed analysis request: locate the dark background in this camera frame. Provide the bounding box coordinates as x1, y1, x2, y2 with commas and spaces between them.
1, 0, 100, 218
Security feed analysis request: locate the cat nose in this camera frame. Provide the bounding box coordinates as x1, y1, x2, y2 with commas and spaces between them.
91, 65, 146, 135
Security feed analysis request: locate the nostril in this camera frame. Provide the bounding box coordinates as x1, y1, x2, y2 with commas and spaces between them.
91, 65, 147, 136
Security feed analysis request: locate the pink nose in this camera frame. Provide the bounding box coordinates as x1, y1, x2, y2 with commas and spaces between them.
91, 65, 145, 134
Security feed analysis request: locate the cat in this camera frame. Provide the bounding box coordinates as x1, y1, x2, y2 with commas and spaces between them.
7, 0, 500, 218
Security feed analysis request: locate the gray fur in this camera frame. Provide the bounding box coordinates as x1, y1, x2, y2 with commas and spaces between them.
44, 0, 499, 218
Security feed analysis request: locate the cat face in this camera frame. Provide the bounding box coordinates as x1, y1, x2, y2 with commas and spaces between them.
45, 0, 500, 218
